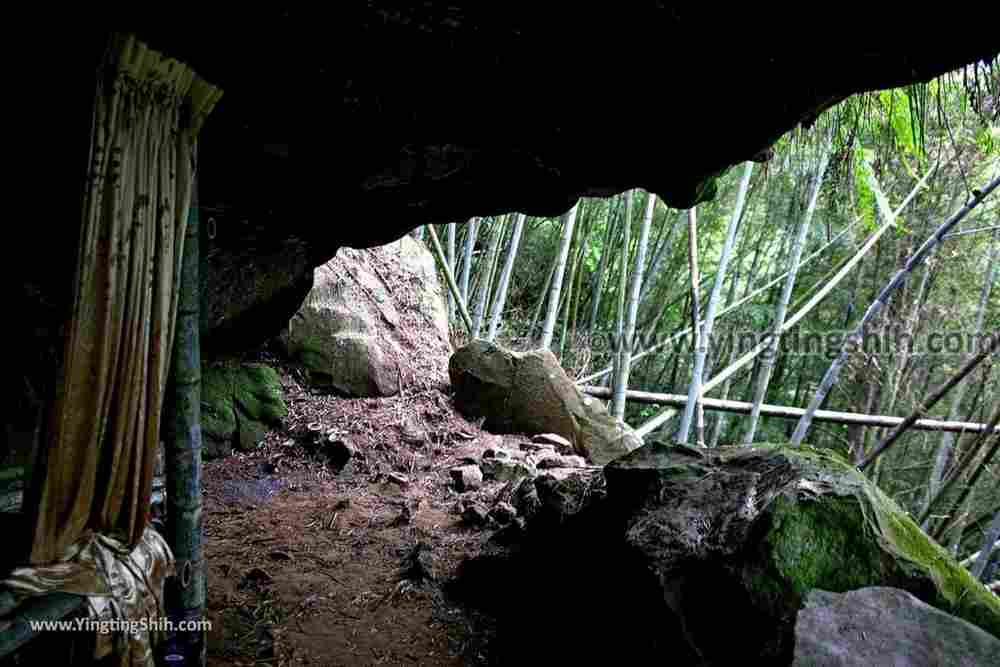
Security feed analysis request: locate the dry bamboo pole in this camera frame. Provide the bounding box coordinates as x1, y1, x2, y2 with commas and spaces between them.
540, 204, 579, 349
612, 192, 654, 421
634, 162, 933, 440
744, 149, 830, 444
610, 191, 633, 414
928, 231, 1000, 498
446, 222, 457, 321
682, 162, 753, 443
577, 215, 865, 386
970, 515, 1000, 581
961, 540, 1000, 568
582, 385, 1000, 434
677, 208, 706, 444
917, 402, 1000, 529
486, 213, 526, 342
459, 217, 478, 306
859, 334, 1000, 470
426, 225, 474, 333
471, 218, 505, 338
792, 172, 1000, 446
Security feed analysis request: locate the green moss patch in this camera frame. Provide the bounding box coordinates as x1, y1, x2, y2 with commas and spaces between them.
750, 444, 1000, 638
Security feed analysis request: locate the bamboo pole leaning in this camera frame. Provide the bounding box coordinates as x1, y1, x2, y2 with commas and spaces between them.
634, 164, 936, 440
858, 333, 999, 471
576, 214, 865, 386
791, 172, 1000, 446
426, 225, 474, 334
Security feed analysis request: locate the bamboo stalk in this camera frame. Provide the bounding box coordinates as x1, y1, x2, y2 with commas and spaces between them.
486, 213, 526, 342
859, 334, 999, 470
576, 215, 866, 386
163, 181, 207, 665
612, 192, 654, 421
792, 173, 1000, 446
540, 204, 579, 349
426, 225, 474, 334
677, 208, 706, 444
582, 385, 1000, 434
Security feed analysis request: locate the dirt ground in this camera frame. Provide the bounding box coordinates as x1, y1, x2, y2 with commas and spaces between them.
202, 357, 520, 666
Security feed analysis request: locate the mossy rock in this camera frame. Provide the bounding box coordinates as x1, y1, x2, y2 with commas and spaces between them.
603, 442, 1000, 660
200, 362, 287, 459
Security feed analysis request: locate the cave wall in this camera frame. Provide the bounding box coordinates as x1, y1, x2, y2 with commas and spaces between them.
7, 13, 997, 496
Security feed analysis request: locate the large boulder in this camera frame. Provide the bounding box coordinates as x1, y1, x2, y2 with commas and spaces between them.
792, 587, 1000, 666
283, 236, 450, 396
201, 362, 288, 459
449, 340, 641, 465
452, 443, 1000, 665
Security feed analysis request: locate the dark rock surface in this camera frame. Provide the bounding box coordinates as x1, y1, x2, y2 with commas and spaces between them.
792, 587, 1000, 667
451, 443, 1000, 665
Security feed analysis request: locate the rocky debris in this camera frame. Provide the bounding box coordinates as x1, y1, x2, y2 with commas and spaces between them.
322, 437, 355, 470
534, 468, 606, 522
449, 340, 642, 465
201, 362, 288, 459
519, 442, 556, 455
793, 587, 1000, 666
489, 502, 517, 526
460, 500, 489, 526
387, 472, 410, 487
511, 478, 541, 521
401, 416, 428, 447
535, 454, 587, 469
450, 465, 484, 492
282, 236, 450, 396
482, 447, 512, 460
400, 542, 435, 583
453, 443, 1000, 664
531, 433, 574, 455
480, 457, 535, 483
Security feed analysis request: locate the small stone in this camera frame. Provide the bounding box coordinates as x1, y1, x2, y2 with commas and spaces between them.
480, 457, 536, 483
482, 447, 512, 460
324, 436, 355, 469
401, 416, 428, 446
387, 472, 410, 486
536, 454, 587, 469
531, 433, 574, 455
489, 501, 517, 525
520, 442, 557, 455
268, 550, 293, 561
450, 465, 484, 492
461, 500, 489, 526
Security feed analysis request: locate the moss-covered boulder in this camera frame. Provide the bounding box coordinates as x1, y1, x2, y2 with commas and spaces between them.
453, 442, 999, 665
605, 443, 1000, 660
201, 362, 287, 459
449, 340, 642, 465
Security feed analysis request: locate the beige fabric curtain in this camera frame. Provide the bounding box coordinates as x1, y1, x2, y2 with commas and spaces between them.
29, 33, 221, 564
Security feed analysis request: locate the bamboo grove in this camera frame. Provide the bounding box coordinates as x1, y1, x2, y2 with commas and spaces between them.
417, 66, 1000, 579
